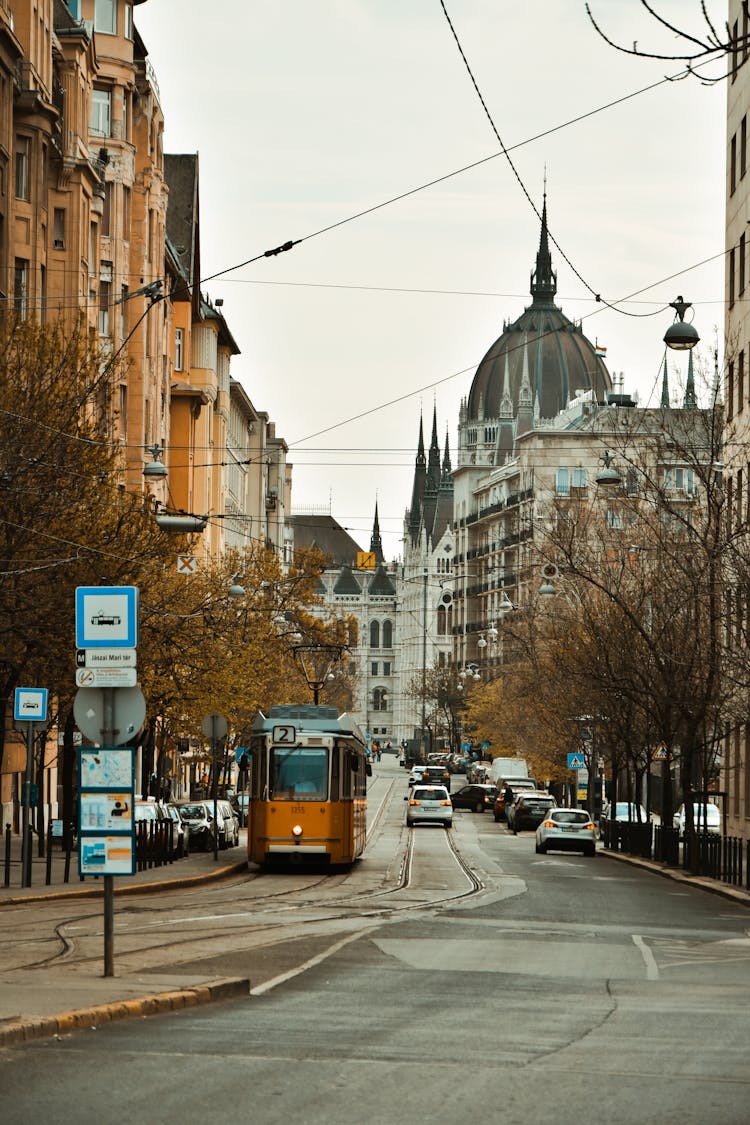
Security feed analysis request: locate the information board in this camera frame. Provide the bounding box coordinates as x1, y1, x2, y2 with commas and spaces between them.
78, 746, 135, 877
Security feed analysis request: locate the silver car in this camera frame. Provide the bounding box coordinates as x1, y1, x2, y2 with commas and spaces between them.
405, 785, 453, 828
673, 803, 721, 839
535, 808, 596, 856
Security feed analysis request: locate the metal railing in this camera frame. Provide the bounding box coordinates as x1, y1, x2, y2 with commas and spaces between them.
603, 818, 750, 891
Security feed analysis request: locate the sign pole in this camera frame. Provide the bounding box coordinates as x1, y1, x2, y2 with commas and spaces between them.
21, 720, 33, 887
102, 686, 116, 978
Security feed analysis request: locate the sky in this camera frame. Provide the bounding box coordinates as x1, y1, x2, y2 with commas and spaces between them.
135, 1, 727, 561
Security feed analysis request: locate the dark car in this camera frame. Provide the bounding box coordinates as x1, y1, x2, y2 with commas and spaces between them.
419, 764, 452, 792
507, 792, 556, 833
451, 783, 498, 813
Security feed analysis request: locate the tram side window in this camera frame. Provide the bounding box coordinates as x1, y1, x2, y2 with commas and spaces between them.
250, 747, 265, 799
330, 745, 341, 800
270, 747, 329, 800
342, 751, 354, 799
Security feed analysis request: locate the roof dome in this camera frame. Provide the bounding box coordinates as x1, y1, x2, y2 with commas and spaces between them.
467, 199, 612, 421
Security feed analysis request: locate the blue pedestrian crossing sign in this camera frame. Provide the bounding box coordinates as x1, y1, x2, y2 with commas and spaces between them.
567, 752, 586, 770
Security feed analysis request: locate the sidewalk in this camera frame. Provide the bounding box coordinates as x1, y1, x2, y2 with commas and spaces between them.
0, 830, 247, 905
0, 767, 398, 1047
600, 845, 750, 907
0, 833, 251, 1048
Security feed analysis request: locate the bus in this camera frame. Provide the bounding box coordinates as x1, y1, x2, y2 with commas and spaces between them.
246, 704, 370, 868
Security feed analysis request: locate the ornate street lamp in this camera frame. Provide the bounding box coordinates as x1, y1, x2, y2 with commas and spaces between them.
664, 296, 699, 351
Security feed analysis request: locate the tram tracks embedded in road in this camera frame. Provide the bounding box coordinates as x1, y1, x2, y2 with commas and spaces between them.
12, 794, 488, 974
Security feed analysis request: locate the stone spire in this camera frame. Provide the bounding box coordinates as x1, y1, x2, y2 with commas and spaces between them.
408, 414, 427, 544
660, 355, 670, 408
426, 404, 441, 490
370, 500, 384, 564
515, 334, 534, 438
683, 351, 697, 410
530, 192, 557, 306
441, 430, 452, 482
499, 349, 513, 419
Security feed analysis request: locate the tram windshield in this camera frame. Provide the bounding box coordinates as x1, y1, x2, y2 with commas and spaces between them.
269, 746, 328, 800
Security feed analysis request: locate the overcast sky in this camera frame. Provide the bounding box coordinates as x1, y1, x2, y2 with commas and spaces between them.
136, 1, 726, 561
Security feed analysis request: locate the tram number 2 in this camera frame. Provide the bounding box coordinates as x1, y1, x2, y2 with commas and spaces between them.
272, 724, 296, 743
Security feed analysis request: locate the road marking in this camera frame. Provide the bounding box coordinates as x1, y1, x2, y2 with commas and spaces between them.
250, 925, 378, 996
632, 934, 659, 980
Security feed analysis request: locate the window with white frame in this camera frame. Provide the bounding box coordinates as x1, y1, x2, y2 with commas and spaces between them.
94, 0, 116, 33
175, 327, 184, 371
99, 280, 111, 337
555, 467, 570, 496
572, 467, 587, 489
91, 88, 112, 137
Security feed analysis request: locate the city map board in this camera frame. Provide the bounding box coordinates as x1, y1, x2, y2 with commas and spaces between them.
78, 747, 135, 876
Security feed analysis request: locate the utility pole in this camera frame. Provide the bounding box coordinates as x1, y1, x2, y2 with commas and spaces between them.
421, 568, 427, 763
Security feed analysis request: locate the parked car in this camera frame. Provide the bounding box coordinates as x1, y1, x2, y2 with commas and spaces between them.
217, 798, 240, 847
673, 802, 721, 839
535, 808, 597, 856
419, 764, 452, 792
493, 778, 540, 822
598, 801, 648, 839
165, 803, 189, 855
404, 785, 453, 828
133, 799, 168, 827
236, 793, 250, 827
175, 801, 215, 850
507, 791, 556, 833
451, 783, 498, 813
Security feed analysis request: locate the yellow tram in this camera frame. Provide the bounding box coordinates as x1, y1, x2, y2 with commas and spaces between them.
246, 704, 370, 867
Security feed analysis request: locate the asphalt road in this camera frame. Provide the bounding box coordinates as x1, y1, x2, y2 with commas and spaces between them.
3, 759, 750, 1125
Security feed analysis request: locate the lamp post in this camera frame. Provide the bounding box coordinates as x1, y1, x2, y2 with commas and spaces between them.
663, 296, 700, 352
291, 643, 347, 705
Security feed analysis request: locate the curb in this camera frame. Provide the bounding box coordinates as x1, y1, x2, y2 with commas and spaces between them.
599, 848, 750, 906
0, 977, 250, 1048
0, 860, 248, 907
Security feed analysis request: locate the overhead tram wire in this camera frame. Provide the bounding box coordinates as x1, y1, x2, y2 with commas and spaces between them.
0, 238, 727, 469
0, 58, 706, 314
439, 0, 671, 321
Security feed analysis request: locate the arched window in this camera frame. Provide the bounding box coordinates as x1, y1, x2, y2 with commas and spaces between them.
437, 605, 446, 636
382, 619, 393, 647
373, 687, 388, 711
370, 620, 380, 648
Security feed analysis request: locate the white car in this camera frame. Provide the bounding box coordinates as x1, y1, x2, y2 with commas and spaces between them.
408, 765, 427, 788
673, 803, 721, 839
598, 801, 648, 839
405, 785, 453, 828
535, 807, 597, 856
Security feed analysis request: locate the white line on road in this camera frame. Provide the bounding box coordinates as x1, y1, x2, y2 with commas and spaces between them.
632, 933, 659, 980
250, 925, 379, 996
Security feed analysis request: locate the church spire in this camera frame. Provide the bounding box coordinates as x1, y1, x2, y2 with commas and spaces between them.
408, 413, 427, 544
426, 404, 441, 490
370, 500, 384, 564
683, 351, 697, 409
660, 355, 670, 408
441, 430, 452, 483
530, 190, 557, 306
515, 334, 534, 438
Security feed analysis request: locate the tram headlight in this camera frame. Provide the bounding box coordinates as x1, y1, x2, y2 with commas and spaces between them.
292, 824, 303, 838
